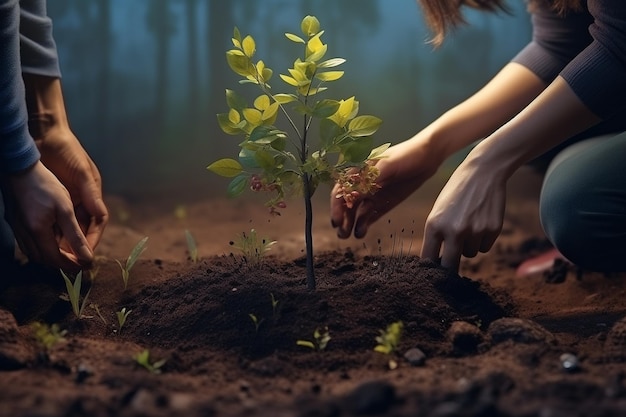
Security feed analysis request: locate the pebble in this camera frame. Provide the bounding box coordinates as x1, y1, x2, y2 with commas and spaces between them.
404, 347, 426, 366
559, 353, 580, 373
447, 321, 484, 355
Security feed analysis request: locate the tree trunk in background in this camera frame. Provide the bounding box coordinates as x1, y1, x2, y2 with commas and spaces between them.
186, 0, 200, 143
95, 0, 111, 154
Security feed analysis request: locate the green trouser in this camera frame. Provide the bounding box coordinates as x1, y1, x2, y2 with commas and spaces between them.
540, 132, 626, 272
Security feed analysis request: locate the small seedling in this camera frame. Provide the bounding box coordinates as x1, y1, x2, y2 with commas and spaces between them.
375, 321, 403, 370
134, 349, 166, 374
60, 270, 91, 319
270, 292, 279, 319
116, 307, 132, 334
297, 326, 331, 351
185, 229, 198, 262
90, 303, 108, 325
230, 229, 276, 266
30, 321, 67, 352
116, 236, 148, 290
249, 313, 264, 333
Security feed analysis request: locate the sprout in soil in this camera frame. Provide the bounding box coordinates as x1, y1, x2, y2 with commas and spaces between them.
297, 326, 331, 351
270, 292, 280, 319
30, 321, 67, 352
116, 236, 148, 290
229, 229, 276, 266
249, 313, 264, 333
374, 321, 404, 355
60, 270, 91, 319
208, 15, 389, 290
134, 349, 166, 374
116, 307, 132, 334
185, 229, 198, 262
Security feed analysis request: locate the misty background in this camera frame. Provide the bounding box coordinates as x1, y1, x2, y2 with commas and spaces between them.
47, 0, 532, 201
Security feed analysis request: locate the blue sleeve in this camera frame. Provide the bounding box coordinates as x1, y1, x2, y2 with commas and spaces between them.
19, 0, 61, 77
0, 0, 40, 174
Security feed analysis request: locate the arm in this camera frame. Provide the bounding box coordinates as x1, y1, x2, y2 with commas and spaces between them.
331, 61, 547, 238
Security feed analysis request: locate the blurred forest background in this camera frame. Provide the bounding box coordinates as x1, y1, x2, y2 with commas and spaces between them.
47, 0, 532, 200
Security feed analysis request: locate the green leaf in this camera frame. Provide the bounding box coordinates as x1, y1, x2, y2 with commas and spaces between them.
285, 32, 305, 43
348, 115, 382, 137
274, 94, 298, 104
341, 136, 373, 163
226, 50, 254, 77
319, 118, 343, 150
318, 58, 346, 68
312, 99, 340, 118
367, 142, 391, 160
279, 74, 299, 87
233, 27, 242, 43
242, 108, 263, 125
315, 71, 344, 82
217, 113, 242, 135
207, 158, 244, 177
262, 102, 279, 122
296, 340, 316, 349
126, 236, 149, 271
242, 35, 256, 57
225, 89, 247, 111
301, 15, 320, 37
227, 175, 248, 197
254, 150, 276, 170
238, 148, 259, 169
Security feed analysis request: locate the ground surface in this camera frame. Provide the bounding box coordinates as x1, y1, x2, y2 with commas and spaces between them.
1, 168, 626, 417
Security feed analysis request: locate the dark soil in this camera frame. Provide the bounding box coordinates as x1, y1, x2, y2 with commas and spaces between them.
1, 169, 626, 417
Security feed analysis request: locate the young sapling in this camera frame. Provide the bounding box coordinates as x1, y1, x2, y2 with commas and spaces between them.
116, 236, 148, 290
60, 270, 91, 319
297, 326, 331, 351
208, 15, 389, 290
134, 349, 166, 374
116, 307, 132, 334
184, 229, 199, 262
270, 292, 279, 319
30, 322, 67, 352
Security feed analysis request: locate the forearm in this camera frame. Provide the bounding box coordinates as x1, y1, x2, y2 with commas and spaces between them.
421, 62, 548, 164
23, 74, 69, 139
468, 76, 601, 178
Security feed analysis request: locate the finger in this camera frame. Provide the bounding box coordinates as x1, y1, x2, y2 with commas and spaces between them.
421, 225, 443, 263
13, 223, 42, 264
337, 202, 357, 239
441, 239, 462, 273
354, 199, 376, 239
55, 205, 93, 265
330, 184, 346, 228
75, 203, 107, 251
462, 238, 481, 258
479, 231, 499, 253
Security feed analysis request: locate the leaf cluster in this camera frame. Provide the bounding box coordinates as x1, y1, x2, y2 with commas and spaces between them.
297, 326, 331, 351
134, 349, 166, 374
30, 322, 67, 351
60, 270, 91, 319
374, 321, 404, 354
208, 15, 389, 211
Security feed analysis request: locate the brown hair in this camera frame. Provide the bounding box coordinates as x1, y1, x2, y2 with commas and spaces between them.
418, 0, 584, 46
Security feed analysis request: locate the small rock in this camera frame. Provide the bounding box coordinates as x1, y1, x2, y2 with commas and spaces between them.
487, 318, 555, 346
447, 321, 484, 355
559, 353, 580, 372
345, 380, 395, 415
403, 347, 426, 366
604, 316, 626, 362
75, 363, 93, 384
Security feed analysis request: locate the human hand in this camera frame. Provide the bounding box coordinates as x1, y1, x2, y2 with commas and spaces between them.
330, 138, 439, 239
421, 155, 506, 273
2, 161, 94, 270
33, 125, 108, 255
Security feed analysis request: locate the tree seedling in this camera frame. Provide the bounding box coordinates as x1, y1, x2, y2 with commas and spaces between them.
60, 270, 91, 319
184, 229, 198, 262
90, 303, 108, 325
208, 15, 389, 290
249, 313, 264, 333
116, 307, 132, 334
297, 326, 331, 351
134, 349, 166, 374
270, 292, 280, 319
374, 321, 404, 369
229, 229, 276, 266
116, 236, 148, 290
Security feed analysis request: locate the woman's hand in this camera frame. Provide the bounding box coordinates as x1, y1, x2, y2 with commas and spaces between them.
330, 137, 440, 239
420, 150, 507, 273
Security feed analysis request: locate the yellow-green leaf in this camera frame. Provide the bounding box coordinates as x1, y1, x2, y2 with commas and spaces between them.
243, 108, 263, 125
315, 71, 344, 82
228, 108, 240, 124
367, 142, 391, 160
225, 89, 247, 111
207, 159, 244, 177
274, 93, 298, 104
318, 58, 346, 68
301, 15, 320, 37
348, 115, 382, 137
226, 50, 253, 77
285, 32, 305, 43
242, 35, 255, 57
254, 95, 270, 111
280, 74, 299, 87
262, 102, 279, 121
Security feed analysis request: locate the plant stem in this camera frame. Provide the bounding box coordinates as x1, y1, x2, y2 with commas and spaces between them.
301, 113, 316, 290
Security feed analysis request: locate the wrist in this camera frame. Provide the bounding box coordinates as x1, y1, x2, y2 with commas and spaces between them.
22, 74, 70, 138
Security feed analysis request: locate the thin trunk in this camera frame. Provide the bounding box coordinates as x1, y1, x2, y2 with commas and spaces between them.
301, 115, 316, 290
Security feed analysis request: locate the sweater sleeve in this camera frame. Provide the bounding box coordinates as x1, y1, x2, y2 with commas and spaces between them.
19, 0, 61, 77
0, 0, 40, 174
560, 0, 626, 119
